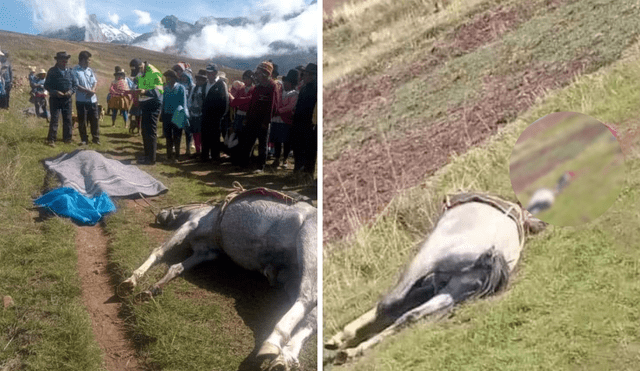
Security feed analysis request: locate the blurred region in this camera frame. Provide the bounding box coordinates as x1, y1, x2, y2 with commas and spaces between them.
510, 112, 625, 226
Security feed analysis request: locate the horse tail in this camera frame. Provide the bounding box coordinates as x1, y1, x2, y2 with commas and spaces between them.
468, 247, 510, 300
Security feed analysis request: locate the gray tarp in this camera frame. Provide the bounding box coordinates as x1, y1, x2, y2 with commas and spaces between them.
43, 150, 168, 197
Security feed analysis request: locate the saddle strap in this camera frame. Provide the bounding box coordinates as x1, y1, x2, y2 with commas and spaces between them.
213, 182, 298, 249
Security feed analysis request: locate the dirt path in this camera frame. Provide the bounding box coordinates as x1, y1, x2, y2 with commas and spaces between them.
75, 224, 141, 371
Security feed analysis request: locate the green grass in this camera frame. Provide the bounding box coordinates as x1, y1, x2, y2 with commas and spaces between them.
324, 20, 640, 371
324, 0, 640, 161
0, 94, 103, 369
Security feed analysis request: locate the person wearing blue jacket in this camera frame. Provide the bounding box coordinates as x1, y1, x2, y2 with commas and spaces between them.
0, 50, 12, 109
161, 69, 189, 163
44, 51, 78, 146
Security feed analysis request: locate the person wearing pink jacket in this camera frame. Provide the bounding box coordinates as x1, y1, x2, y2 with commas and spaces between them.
270, 69, 299, 168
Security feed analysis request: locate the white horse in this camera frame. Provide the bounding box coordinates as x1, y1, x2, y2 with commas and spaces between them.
325, 193, 546, 364
119, 187, 317, 371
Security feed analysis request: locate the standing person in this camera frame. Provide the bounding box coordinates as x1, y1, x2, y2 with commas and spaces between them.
271, 69, 299, 168
131, 59, 164, 165
31, 69, 49, 120
187, 69, 207, 158
44, 51, 77, 147
229, 70, 255, 135
27, 66, 37, 90
173, 62, 195, 156
73, 51, 100, 145
236, 61, 279, 172
0, 50, 12, 109
128, 62, 142, 134
160, 69, 189, 163
108, 67, 132, 127
200, 63, 228, 163
291, 63, 317, 174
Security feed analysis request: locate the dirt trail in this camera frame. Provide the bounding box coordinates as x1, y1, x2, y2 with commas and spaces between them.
75, 224, 141, 371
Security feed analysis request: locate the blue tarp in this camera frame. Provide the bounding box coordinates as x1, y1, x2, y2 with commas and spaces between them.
34, 187, 116, 225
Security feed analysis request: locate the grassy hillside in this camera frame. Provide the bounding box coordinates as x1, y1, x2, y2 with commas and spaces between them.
324, 0, 640, 369
0, 31, 316, 370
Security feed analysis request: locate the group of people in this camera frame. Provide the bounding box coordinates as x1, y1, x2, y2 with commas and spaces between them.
33, 49, 318, 174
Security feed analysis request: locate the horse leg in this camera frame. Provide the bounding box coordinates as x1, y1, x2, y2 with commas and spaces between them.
118, 218, 201, 296
324, 307, 377, 351
140, 240, 219, 298
336, 293, 454, 364
267, 306, 317, 371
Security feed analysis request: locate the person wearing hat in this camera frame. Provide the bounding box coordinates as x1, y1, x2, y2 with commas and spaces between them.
108, 66, 132, 127
72, 51, 100, 145
187, 69, 208, 157
28, 66, 37, 91
291, 63, 317, 174
0, 50, 12, 109
234, 61, 280, 171
127, 58, 143, 134
44, 51, 78, 146
270, 69, 300, 168
200, 63, 229, 163
31, 69, 49, 120
173, 62, 196, 155
160, 69, 189, 163
131, 59, 164, 165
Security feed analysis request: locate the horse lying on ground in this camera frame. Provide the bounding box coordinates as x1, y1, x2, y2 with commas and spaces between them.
325, 193, 546, 365
119, 186, 317, 371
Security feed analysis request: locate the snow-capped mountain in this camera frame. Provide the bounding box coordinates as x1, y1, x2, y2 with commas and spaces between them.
99, 23, 140, 44
40, 12, 317, 74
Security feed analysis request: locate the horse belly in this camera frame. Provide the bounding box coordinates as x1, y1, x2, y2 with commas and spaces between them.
426, 203, 521, 270
219, 201, 304, 272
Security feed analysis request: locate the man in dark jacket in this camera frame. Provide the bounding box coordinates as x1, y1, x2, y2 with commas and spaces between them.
44, 51, 78, 146
131, 59, 164, 165
291, 63, 317, 174
235, 61, 280, 171
0, 50, 13, 109
200, 63, 229, 163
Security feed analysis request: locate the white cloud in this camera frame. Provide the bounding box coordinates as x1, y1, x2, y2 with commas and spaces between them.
22, 0, 89, 31
134, 24, 176, 52
184, 1, 317, 59
255, 0, 306, 19
108, 12, 119, 25
133, 9, 152, 26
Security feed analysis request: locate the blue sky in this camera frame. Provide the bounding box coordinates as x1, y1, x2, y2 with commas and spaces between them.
1, 0, 316, 35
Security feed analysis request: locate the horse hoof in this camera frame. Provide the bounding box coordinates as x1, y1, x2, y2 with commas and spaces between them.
259, 354, 289, 371
257, 341, 280, 358
117, 278, 136, 298
134, 290, 153, 303
324, 337, 342, 350
335, 349, 354, 365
